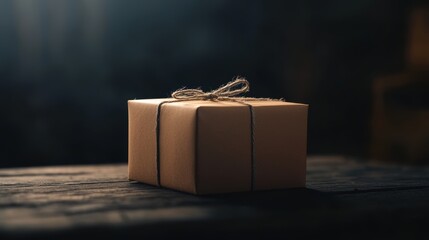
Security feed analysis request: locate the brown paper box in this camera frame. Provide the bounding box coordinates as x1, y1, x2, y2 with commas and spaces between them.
128, 99, 308, 194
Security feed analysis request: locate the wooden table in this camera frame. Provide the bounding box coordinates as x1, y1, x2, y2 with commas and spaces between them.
1, 156, 429, 239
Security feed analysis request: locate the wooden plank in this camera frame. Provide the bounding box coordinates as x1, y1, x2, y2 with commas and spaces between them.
1, 156, 429, 239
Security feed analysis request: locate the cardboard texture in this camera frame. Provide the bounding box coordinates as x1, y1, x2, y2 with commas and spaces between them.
128, 99, 308, 194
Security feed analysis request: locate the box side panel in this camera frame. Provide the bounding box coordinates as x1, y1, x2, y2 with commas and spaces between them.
160, 105, 197, 194
128, 101, 158, 185
196, 106, 252, 194
253, 105, 308, 190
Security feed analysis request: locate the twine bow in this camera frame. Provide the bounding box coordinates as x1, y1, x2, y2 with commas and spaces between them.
172, 78, 250, 100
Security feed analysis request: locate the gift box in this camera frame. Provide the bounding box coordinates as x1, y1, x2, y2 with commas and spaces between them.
128, 80, 308, 194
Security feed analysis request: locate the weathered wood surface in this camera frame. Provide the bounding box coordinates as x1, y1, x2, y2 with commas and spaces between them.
1, 156, 429, 239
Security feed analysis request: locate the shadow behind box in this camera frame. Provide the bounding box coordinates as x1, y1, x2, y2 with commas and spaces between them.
371, 6, 429, 164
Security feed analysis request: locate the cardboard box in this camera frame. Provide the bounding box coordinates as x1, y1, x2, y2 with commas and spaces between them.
128, 99, 308, 194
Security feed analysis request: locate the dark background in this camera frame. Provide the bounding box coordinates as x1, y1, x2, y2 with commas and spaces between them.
0, 0, 426, 168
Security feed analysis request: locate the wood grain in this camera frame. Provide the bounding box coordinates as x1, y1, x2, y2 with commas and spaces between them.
1, 156, 429, 239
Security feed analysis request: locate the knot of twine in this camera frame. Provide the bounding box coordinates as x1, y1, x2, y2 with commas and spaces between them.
172, 78, 250, 101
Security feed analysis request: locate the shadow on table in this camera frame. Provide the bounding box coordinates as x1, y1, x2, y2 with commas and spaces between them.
201, 187, 336, 210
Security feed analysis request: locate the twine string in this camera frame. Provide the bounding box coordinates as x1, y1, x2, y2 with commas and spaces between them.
171, 78, 250, 100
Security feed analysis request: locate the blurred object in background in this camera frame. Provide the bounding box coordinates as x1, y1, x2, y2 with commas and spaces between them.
407, 7, 429, 70
371, 5, 429, 164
